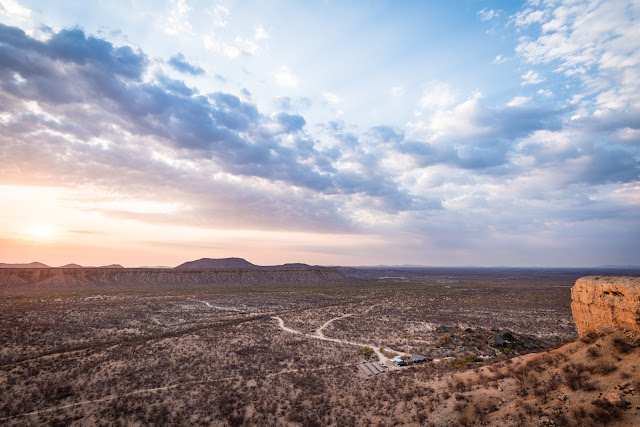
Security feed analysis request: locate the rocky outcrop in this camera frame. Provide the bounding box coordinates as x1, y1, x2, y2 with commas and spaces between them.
571, 276, 640, 337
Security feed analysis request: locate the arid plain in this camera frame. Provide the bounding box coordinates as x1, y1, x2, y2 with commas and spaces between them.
1, 262, 639, 426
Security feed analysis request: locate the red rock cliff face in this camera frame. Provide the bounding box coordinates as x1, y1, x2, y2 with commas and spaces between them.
571, 276, 640, 337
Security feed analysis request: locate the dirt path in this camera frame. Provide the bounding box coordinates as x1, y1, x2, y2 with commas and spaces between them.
272, 316, 407, 367
189, 299, 243, 312
314, 314, 352, 338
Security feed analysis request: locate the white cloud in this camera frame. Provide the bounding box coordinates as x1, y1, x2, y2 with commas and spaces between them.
513, 0, 640, 119
274, 66, 299, 88
521, 70, 544, 85
0, 0, 30, 21
537, 89, 553, 97
165, 0, 193, 36
492, 55, 509, 64
418, 81, 457, 110
507, 96, 531, 107
202, 22, 267, 58
203, 34, 240, 58
255, 25, 269, 40
235, 36, 259, 55
424, 91, 490, 140
478, 8, 501, 21
209, 4, 229, 27
514, 8, 546, 26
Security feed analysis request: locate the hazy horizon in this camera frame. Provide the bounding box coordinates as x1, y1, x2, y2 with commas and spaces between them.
2, 257, 639, 270
1, 0, 639, 268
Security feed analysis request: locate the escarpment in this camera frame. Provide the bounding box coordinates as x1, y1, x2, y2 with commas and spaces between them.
571, 276, 640, 337
0, 267, 350, 291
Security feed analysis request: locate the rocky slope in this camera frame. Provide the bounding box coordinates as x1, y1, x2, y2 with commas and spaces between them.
571, 275, 640, 337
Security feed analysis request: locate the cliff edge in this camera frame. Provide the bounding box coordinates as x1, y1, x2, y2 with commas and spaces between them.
571, 276, 640, 337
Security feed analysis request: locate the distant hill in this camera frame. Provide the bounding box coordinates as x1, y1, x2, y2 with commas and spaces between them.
98, 264, 125, 269
59, 263, 83, 268
1, 262, 125, 269
280, 263, 311, 268
175, 257, 259, 269
0, 262, 50, 268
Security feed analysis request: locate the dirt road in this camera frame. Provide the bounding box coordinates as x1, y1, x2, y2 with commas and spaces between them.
272, 316, 407, 367
314, 314, 352, 338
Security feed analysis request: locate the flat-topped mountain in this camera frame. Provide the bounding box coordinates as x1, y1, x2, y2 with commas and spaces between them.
175, 257, 259, 269
174, 258, 312, 270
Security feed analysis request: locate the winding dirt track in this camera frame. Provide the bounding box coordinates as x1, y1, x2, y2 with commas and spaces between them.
3, 304, 405, 422
272, 316, 407, 367
314, 314, 352, 337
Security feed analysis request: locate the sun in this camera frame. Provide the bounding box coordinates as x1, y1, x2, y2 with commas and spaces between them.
25, 224, 57, 240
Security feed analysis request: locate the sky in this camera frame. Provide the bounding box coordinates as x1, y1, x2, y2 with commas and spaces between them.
0, 0, 639, 267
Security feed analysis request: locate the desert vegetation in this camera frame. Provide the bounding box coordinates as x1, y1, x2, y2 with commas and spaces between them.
1, 269, 638, 425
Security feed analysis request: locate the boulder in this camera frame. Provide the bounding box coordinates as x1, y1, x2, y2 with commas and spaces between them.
571, 276, 640, 337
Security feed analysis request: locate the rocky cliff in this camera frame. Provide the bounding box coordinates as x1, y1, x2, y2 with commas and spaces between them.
571, 276, 640, 337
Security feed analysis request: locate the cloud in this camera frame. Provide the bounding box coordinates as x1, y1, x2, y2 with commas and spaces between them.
209, 4, 229, 27
418, 81, 457, 109
202, 22, 268, 59
203, 33, 240, 59
513, 8, 545, 26
276, 112, 306, 133
478, 8, 501, 21
165, 0, 193, 36
1, 18, 638, 263
168, 53, 204, 75
492, 55, 509, 64
0, 24, 427, 232
254, 25, 269, 40
274, 66, 299, 88
507, 96, 531, 107
0, 0, 30, 21
521, 70, 544, 85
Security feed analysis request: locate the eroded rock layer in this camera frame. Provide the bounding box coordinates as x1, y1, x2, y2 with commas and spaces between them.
571, 276, 640, 337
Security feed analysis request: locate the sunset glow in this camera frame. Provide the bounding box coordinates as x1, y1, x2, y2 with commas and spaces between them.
24, 224, 56, 241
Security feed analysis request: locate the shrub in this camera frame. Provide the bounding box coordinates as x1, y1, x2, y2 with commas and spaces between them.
440, 335, 453, 345
357, 347, 374, 357
613, 337, 635, 354
580, 332, 599, 344
590, 399, 624, 423
593, 361, 617, 376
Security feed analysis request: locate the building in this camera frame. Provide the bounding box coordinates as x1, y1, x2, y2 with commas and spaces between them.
409, 355, 427, 364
